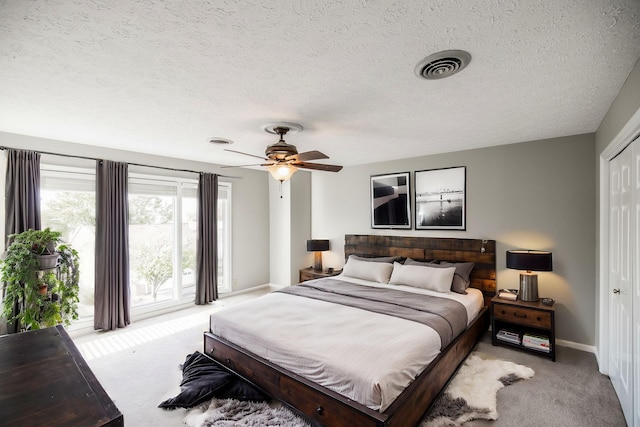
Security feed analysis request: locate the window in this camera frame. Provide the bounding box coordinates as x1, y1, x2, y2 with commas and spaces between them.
40, 166, 96, 321
217, 182, 232, 293
40, 164, 232, 322
128, 176, 182, 307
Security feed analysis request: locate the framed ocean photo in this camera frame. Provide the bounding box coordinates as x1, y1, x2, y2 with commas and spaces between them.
414, 166, 466, 230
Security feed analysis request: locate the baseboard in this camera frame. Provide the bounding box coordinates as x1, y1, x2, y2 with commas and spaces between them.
556, 338, 597, 355
220, 283, 283, 298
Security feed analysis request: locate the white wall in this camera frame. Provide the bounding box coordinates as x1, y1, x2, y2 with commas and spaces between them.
0, 131, 271, 293
269, 178, 291, 286
312, 134, 596, 346
268, 170, 312, 286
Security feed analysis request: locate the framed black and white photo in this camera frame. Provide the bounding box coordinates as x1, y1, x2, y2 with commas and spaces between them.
414, 166, 466, 230
370, 172, 411, 229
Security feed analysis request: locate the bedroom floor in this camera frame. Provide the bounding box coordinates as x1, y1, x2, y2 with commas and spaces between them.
71, 287, 626, 427
470, 336, 625, 427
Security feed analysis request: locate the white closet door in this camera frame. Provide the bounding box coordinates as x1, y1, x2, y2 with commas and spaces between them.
610, 144, 633, 425
634, 140, 640, 427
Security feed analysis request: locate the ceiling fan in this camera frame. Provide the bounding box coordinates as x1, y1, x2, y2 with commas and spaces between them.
224, 123, 343, 183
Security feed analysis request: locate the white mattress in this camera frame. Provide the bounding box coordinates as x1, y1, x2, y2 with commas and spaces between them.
209, 276, 483, 411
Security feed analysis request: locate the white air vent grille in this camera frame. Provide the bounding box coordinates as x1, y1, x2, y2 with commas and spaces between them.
208, 137, 234, 145
415, 50, 471, 80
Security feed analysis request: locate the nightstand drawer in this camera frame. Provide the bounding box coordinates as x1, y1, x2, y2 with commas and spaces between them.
299, 267, 342, 283
300, 271, 316, 282
493, 304, 552, 329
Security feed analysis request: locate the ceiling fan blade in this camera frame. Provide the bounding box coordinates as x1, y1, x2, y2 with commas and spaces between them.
286, 150, 329, 162
221, 163, 260, 168
221, 162, 275, 168
295, 162, 343, 172
224, 148, 268, 161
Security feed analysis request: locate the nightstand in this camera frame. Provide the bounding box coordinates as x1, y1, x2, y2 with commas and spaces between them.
299, 267, 342, 283
491, 296, 556, 361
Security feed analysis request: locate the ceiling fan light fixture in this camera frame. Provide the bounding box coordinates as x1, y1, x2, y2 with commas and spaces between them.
267, 164, 297, 182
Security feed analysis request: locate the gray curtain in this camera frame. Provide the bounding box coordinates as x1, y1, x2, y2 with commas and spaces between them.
3, 149, 41, 334
5, 149, 41, 246
196, 173, 218, 304
94, 160, 130, 330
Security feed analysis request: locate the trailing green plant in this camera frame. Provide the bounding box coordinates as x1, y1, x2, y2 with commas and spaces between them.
1, 228, 79, 331
11, 227, 62, 255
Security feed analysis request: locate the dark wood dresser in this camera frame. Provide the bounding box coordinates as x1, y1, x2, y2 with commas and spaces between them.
0, 325, 123, 426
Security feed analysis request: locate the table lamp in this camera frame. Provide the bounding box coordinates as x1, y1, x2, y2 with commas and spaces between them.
506, 250, 553, 302
307, 239, 330, 272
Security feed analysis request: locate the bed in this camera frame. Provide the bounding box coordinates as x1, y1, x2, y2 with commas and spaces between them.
204, 235, 496, 427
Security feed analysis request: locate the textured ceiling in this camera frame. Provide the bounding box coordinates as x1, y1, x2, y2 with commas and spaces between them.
1, 0, 639, 169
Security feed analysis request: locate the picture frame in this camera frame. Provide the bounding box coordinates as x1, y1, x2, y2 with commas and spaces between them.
414, 166, 466, 230
370, 172, 411, 229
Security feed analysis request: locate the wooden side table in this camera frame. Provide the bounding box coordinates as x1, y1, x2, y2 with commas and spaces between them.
491, 296, 556, 361
299, 267, 342, 283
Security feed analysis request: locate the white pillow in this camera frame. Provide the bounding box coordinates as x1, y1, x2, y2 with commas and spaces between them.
388, 262, 455, 293
342, 256, 394, 283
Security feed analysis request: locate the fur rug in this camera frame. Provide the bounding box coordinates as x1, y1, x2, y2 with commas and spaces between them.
184, 399, 310, 427
183, 352, 534, 427
423, 352, 535, 426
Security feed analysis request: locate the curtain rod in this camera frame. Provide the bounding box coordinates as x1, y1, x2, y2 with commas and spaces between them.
0, 146, 240, 179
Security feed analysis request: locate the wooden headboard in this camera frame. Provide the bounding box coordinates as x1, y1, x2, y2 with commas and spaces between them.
344, 234, 497, 306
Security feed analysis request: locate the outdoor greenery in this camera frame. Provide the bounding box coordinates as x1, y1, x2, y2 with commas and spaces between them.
40, 189, 198, 309
1, 228, 80, 331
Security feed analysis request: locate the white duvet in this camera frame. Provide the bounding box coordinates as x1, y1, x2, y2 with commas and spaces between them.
209, 275, 483, 411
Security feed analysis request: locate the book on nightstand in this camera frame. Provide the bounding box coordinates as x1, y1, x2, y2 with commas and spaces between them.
522, 333, 551, 352
496, 329, 521, 345
497, 288, 519, 301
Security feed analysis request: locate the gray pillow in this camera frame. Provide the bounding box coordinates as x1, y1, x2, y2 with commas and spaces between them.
404, 258, 438, 266
405, 258, 475, 294
350, 255, 400, 263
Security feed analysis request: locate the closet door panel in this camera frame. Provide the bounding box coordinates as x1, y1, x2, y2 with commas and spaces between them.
633, 140, 640, 427
610, 146, 633, 425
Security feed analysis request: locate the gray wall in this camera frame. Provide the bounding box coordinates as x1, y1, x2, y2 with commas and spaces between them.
0, 131, 271, 293
596, 57, 640, 154
312, 134, 596, 346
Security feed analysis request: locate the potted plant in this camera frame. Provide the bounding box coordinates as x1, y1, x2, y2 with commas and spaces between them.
15, 228, 62, 269
38, 272, 57, 295
1, 228, 80, 332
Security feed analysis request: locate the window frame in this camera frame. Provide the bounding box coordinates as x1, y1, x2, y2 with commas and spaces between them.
40, 164, 232, 321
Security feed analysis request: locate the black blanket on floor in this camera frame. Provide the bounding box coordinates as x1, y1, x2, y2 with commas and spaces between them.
158, 351, 269, 409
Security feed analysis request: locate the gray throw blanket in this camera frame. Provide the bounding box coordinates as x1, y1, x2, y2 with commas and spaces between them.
277, 279, 468, 348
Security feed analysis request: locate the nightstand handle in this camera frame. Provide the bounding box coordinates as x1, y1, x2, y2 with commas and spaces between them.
613, 289, 621, 294
514, 313, 527, 318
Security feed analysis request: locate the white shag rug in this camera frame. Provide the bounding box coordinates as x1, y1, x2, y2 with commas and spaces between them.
184, 352, 534, 427
184, 399, 310, 427
423, 352, 535, 427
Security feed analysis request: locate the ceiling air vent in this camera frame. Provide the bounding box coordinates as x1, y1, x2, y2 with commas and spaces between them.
415, 50, 471, 80
208, 137, 234, 145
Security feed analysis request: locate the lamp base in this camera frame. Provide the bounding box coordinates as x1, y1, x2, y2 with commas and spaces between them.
313, 252, 323, 272
519, 273, 539, 302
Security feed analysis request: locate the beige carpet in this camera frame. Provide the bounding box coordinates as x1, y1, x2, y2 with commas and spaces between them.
72, 299, 626, 427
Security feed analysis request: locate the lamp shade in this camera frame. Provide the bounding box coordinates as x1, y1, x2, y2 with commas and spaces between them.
307, 239, 330, 252
506, 250, 553, 271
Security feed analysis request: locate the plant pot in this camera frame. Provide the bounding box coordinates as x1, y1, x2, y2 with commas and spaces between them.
38, 285, 48, 295
35, 253, 59, 269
